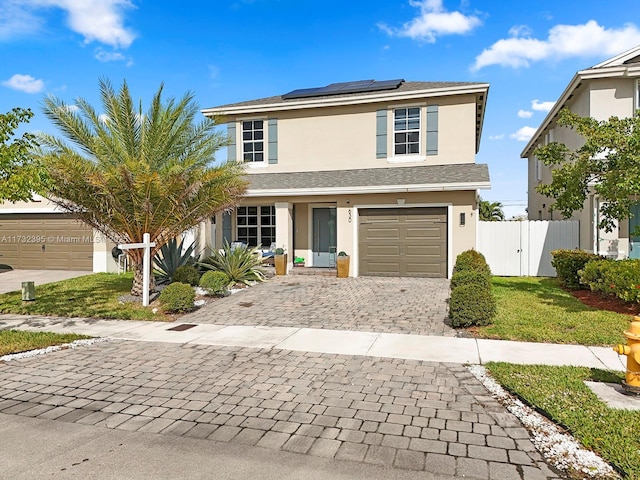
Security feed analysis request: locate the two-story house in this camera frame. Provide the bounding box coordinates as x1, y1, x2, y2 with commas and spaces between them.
202, 79, 491, 277
522, 45, 640, 258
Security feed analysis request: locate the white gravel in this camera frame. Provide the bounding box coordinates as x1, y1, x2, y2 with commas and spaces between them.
467, 365, 620, 479
0, 338, 109, 363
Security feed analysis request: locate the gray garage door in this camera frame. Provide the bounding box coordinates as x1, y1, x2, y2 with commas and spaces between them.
0, 214, 93, 271
358, 207, 447, 277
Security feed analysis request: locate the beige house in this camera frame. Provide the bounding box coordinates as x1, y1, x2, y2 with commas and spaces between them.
202, 79, 491, 277
522, 46, 640, 258
0, 195, 115, 272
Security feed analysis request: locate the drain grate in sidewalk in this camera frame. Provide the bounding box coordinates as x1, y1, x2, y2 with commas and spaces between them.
166, 324, 197, 332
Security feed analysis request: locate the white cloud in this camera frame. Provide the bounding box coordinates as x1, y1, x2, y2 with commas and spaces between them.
379, 0, 481, 42
518, 110, 533, 118
1, 0, 136, 48
472, 20, 640, 70
0, 1, 44, 39
531, 99, 555, 112
2, 74, 44, 93
94, 47, 133, 65
510, 126, 537, 142
489, 134, 505, 140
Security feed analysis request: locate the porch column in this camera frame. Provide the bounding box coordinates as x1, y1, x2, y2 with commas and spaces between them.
275, 202, 293, 271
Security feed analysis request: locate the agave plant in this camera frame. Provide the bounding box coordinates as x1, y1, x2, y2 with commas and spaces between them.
154, 237, 196, 284
199, 241, 265, 285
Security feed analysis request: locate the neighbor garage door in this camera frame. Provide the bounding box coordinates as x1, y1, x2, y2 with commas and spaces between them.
358, 207, 447, 277
0, 214, 93, 270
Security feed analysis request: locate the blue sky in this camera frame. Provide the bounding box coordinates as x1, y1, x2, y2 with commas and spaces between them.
2, 0, 640, 218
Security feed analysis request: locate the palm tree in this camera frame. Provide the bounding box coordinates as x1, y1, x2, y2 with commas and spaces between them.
479, 199, 505, 222
35, 78, 247, 296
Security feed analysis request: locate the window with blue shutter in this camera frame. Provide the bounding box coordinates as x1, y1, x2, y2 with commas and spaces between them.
268, 119, 278, 164
376, 109, 387, 158
426, 105, 438, 156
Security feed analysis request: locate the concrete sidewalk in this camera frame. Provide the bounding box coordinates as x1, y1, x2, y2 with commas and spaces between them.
0, 314, 624, 371
0, 270, 90, 294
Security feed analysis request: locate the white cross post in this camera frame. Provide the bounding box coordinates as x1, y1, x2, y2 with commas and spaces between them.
118, 232, 156, 307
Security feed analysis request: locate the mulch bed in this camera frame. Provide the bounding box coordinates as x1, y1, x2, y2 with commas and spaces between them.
569, 288, 639, 316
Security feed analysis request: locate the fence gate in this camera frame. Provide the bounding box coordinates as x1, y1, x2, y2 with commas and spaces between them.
477, 220, 579, 276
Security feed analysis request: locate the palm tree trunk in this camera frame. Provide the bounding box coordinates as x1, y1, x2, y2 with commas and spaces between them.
131, 259, 156, 297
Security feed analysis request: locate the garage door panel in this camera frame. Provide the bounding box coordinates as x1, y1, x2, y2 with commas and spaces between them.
359, 207, 448, 278
405, 227, 445, 239
362, 245, 401, 256
362, 262, 402, 275
0, 214, 93, 271
364, 227, 401, 240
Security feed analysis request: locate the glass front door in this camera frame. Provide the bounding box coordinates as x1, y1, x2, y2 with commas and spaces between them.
312, 207, 337, 267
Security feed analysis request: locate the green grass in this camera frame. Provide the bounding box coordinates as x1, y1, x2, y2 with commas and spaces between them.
0, 330, 91, 355
470, 277, 631, 346
0, 272, 166, 321
487, 362, 640, 479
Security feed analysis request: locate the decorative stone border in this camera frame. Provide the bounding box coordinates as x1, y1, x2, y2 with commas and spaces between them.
467, 365, 619, 479
0, 338, 109, 363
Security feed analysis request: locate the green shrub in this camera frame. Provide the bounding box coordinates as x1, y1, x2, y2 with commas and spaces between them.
580, 258, 640, 303
551, 249, 602, 289
449, 283, 496, 327
172, 265, 201, 286
154, 237, 196, 284
450, 269, 492, 291
453, 250, 491, 276
159, 282, 195, 313
199, 270, 230, 296
200, 241, 265, 285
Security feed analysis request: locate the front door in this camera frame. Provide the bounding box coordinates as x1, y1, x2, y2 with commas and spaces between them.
630, 202, 640, 259
312, 207, 337, 267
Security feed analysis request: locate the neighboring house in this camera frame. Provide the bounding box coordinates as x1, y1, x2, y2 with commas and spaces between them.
202, 79, 491, 277
0, 196, 118, 272
522, 45, 640, 258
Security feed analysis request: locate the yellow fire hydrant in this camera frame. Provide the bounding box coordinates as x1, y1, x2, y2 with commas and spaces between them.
613, 318, 640, 394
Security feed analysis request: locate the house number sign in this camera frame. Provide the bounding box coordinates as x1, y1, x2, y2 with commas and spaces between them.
348, 209, 352, 223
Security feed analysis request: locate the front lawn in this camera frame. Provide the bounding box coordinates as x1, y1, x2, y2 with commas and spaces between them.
470, 277, 631, 346
0, 330, 91, 356
0, 272, 166, 321
487, 362, 640, 479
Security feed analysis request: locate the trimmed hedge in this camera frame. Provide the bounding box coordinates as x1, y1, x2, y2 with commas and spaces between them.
449, 283, 496, 327
173, 265, 201, 286
159, 282, 195, 313
580, 258, 640, 303
452, 249, 492, 276
199, 270, 230, 296
450, 269, 492, 290
449, 249, 496, 327
551, 249, 602, 289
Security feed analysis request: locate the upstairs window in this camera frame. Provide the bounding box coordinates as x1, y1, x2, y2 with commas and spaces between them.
242, 120, 264, 162
394, 107, 420, 155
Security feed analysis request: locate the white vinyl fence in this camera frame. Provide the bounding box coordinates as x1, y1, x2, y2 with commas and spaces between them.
477, 220, 579, 277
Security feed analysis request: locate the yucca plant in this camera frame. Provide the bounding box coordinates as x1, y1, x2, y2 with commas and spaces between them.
199, 241, 265, 286
154, 237, 196, 284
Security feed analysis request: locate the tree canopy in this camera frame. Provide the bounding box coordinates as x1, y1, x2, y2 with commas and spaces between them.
0, 107, 46, 202
535, 108, 640, 232
35, 78, 248, 295
479, 198, 505, 221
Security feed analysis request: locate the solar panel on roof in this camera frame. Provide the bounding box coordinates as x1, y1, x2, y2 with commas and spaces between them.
282, 79, 404, 100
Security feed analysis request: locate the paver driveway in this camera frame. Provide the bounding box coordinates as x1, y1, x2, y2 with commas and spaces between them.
0, 340, 562, 479
184, 275, 456, 337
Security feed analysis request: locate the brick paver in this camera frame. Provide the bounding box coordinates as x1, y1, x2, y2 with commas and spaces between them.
181, 275, 455, 336
0, 340, 563, 479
